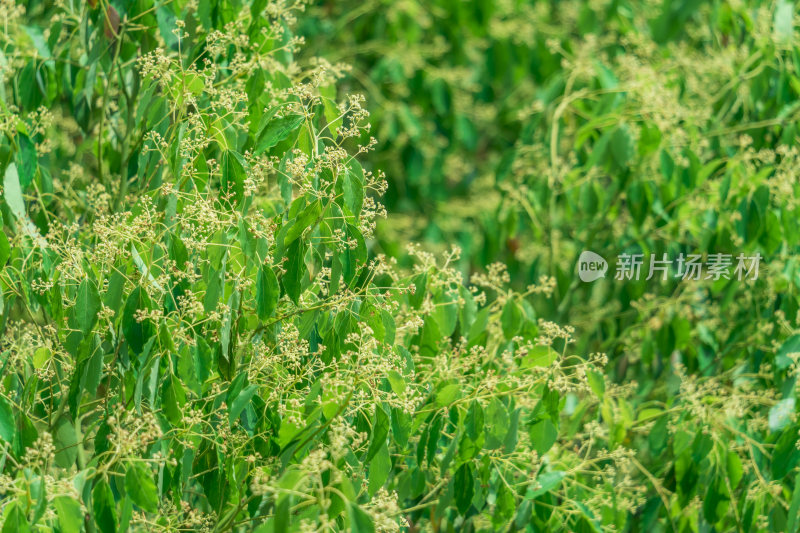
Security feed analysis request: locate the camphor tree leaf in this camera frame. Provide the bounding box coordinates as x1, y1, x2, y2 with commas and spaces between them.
0, 396, 16, 444
525, 470, 566, 499
433, 289, 459, 337
282, 238, 308, 304
485, 397, 509, 449
776, 334, 800, 369
366, 405, 390, 462
125, 462, 159, 513
131, 244, 163, 292
53, 416, 78, 468
92, 479, 118, 533
435, 383, 461, 407
221, 150, 246, 206
454, 463, 475, 513
1, 504, 30, 533
122, 287, 155, 354
501, 298, 523, 340
256, 264, 280, 320
368, 443, 391, 495
386, 370, 406, 396
229, 384, 258, 424
348, 502, 375, 533
53, 497, 83, 533
340, 223, 366, 286
284, 199, 321, 247
0, 230, 10, 266
787, 472, 800, 533
16, 133, 37, 189
342, 161, 364, 217
586, 370, 605, 399
74, 278, 101, 334
254, 114, 305, 155
322, 94, 344, 136
529, 418, 558, 455
611, 124, 634, 168
3, 163, 26, 220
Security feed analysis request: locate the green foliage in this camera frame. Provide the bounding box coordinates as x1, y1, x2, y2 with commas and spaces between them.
299, 0, 800, 529
0, 0, 798, 532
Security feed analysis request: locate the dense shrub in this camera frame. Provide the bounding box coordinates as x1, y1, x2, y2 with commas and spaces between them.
0, 1, 798, 532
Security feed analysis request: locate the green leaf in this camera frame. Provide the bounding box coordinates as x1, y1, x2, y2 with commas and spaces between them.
611, 125, 634, 167
343, 163, 364, 217
521, 345, 557, 368
386, 370, 406, 396
162, 375, 186, 425
727, 451, 743, 489
348, 503, 375, 533
54, 497, 83, 533
229, 384, 258, 424
703, 479, 723, 523
501, 299, 523, 340
323, 96, 343, 136
0, 231, 9, 266
525, 470, 566, 499
254, 114, 305, 155
221, 150, 246, 205
204, 266, 223, 313
529, 419, 558, 455
366, 405, 389, 462
122, 287, 155, 355
3, 163, 26, 220
53, 416, 78, 468
409, 271, 427, 309
30, 476, 46, 520
75, 278, 101, 334
775, 0, 794, 42
2, 504, 30, 533
368, 443, 391, 495
433, 290, 458, 337
284, 200, 321, 247
586, 370, 605, 399
485, 397, 509, 449
466, 400, 484, 440
771, 425, 800, 479
340, 223, 366, 286
125, 463, 159, 513
435, 383, 461, 407
273, 493, 290, 533
185, 72, 205, 95
0, 396, 16, 444
131, 244, 164, 292
16, 133, 37, 189
777, 334, 800, 369
769, 398, 795, 432
156, 5, 178, 48
425, 415, 443, 465
256, 265, 279, 320
787, 472, 800, 533
93, 479, 118, 533
649, 416, 668, 455
282, 238, 307, 304
454, 463, 475, 513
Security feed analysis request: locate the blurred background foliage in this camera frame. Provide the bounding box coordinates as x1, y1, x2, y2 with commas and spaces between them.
299, 2, 800, 527
301, 0, 800, 375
